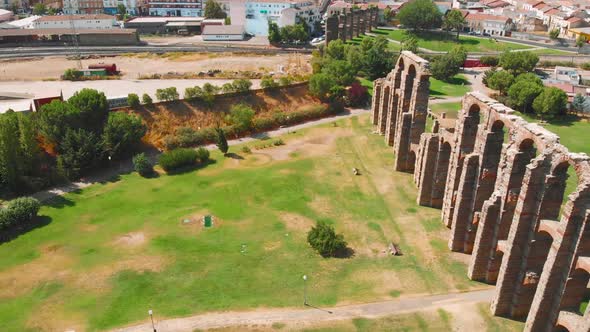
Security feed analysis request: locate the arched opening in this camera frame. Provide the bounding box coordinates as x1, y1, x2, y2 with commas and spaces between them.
538, 161, 576, 221
559, 268, 590, 315
487, 249, 505, 282
402, 65, 417, 113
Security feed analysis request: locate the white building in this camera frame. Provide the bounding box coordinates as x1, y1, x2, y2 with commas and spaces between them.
7, 15, 40, 28
240, 0, 320, 36
148, 0, 202, 17
103, 0, 140, 15
32, 14, 117, 29
202, 24, 245, 40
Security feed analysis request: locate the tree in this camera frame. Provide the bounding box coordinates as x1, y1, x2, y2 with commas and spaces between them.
37, 100, 78, 145
224, 17, 231, 25
268, 22, 281, 44
17, 113, 39, 176
133, 153, 153, 177
442, 9, 466, 40
57, 129, 103, 179
261, 77, 279, 89
227, 104, 255, 133
309, 73, 337, 100
401, 35, 418, 53
102, 112, 146, 159
215, 128, 229, 155
325, 39, 347, 61
47, 7, 56, 15
117, 4, 126, 16
201, 83, 220, 107
322, 60, 355, 86
532, 87, 568, 120
549, 29, 560, 40
155, 87, 179, 101
204, 0, 226, 19
430, 47, 466, 82
576, 35, 587, 54
142, 93, 153, 105
480, 55, 499, 67
32, 3, 46, 15
63, 68, 82, 81
499, 51, 539, 75
396, 0, 442, 31
0, 111, 22, 191
508, 79, 543, 113
307, 220, 348, 257
128, 93, 140, 107
361, 36, 395, 80
67, 88, 109, 132
383, 7, 395, 23
487, 70, 514, 95
572, 93, 587, 113
232, 79, 252, 92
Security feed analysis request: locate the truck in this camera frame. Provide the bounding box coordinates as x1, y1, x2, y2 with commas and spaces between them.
88, 63, 118, 76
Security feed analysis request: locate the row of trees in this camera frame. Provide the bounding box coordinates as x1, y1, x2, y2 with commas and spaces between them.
483, 51, 568, 119
309, 37, 394, 102
397, 0, 466, 38
268, 22, 310, 44
0, 89, 146, 195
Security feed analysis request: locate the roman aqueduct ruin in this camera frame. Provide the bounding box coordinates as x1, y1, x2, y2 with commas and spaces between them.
371, 51, 590, 332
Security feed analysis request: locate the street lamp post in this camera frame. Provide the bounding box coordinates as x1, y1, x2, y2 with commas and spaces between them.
148, 309, 156, 332
303, 274, 308, 306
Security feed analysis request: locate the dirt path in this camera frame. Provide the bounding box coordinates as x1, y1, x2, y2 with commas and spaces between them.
112, 288, 494, 332
31, 108, 369, 203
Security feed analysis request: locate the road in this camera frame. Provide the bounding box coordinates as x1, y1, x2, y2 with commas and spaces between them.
112, 288, 495, 332
0, 44, 313, 59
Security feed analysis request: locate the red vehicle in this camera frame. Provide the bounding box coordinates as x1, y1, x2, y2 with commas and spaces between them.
88, 63, 118, 75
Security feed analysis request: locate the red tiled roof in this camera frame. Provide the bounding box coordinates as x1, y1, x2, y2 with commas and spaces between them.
37, 14, 115, 22
545, 8, 561, 15
567, 16, 582, 23
545, 81, 574, 93
487, 0, 510, 8
465, 13, 510, 22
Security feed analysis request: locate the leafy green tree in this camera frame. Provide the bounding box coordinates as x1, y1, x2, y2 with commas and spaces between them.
307, 220, 348, 257
278, 76, 293, 86
117, 4, 126, 15
204, 0, 227, 18
142, 93, 153, 105
221, 83, 235, 93
133, 153, 153, 177
202, 83, 220, 107
224, 17, 231, 25
487, 70, 514, 95
0, 111, 22, 191
17, 113, 39, 175
383, 7, 395, 23
325, 39, 347, 61
232, 79, 252, 92
67, 88, 109, 132
442, 9, 466, 40
268, 22, 281, 43
102, 113, 146, 159
57, 129, 103, 179
396, 0, 442, 31
184, 86, 203, 100
322, 60, 355, 86
127, 93, 140, 107
401, 35, 418, 53
309, 73, 337, 100
215, 128, 229, 155
572, 93, 587, 113
430, 46, 466, 82
514, 72, 542, 85
345, 45, 363, 74
37, 100, 78, 145
532, 87, 568, 120
449, 45, 467, 65
227, 104, 255, 133
261, 77, 279, 89
480, 55, 499, 67
155, 87, 179, 101
499, 51, 539, 75
576, 35, 587, 53
549, 29, 560, 39
47, 7, 56, 15
63, 68, 82, 81
32, 3, 46, 15
508, 79, 543, 113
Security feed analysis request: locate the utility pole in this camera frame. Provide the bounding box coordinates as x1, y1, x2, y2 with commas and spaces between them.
67, 0, 82, 69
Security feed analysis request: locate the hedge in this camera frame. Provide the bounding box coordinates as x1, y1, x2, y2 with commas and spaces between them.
0, 197, 41, 232
158, 148, 199, 172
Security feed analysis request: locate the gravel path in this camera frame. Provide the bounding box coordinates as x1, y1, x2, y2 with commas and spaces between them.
112, 288, 495, 332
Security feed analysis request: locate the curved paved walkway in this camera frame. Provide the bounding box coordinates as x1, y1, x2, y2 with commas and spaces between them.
112, 288, 494, 332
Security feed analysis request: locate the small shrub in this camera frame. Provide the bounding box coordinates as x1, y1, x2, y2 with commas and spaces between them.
307, 220, 347, 257
216, 128, 229, 155
195, 147, 210, 163
581, 63, 590, 70
242, 146, 252, 153
273, 139, 284, 146
132, 153, 153, 177
480, 55, 499, 67
63, 68, 82, 81
0, 197, 41, 232
158, 148, 198, 172
232, 78, 252, 92
156, 87, 179, 101
278, 76, 293, 86
127, 93, 140, 107
142, 93, 153, 105
261, 77, 279, 89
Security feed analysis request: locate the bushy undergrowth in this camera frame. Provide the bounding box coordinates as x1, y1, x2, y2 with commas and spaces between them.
0, 197, 41, 232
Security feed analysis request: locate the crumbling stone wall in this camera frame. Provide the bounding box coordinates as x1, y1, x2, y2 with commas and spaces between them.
371, 52, 590, 332
325, 7, 378, 45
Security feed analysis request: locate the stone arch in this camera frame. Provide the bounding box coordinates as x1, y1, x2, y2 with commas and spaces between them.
559, 265, 590, 314
430, 141, 452, 208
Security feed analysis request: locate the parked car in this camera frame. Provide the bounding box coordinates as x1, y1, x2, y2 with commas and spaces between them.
482, 32, 491, 37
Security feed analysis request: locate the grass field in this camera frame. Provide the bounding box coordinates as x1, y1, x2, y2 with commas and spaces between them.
430, 75, 470, 97
372, 29, 534, 53
430, 102, 462, 119
0, 115, 492, 331
348, 34, 402, 52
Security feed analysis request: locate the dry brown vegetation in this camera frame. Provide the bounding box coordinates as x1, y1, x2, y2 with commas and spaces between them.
120, 84, 323, 148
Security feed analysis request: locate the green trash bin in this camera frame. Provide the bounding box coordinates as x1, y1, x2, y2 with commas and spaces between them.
204, 215, 213, 228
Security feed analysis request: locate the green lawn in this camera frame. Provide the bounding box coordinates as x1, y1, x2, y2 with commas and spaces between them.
0, 115, 483, 331
348, 34, 402, 52
430, 75, 470, 97
528, 48, 575, 55
372, 29, 534, 53
430, 102, 462, 119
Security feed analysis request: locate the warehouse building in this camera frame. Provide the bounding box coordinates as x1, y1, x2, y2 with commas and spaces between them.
202, 24, 245, 41
0, 28, 140, 46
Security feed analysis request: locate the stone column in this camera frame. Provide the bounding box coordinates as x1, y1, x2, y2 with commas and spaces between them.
430, 141, 452, 208
352, 10, 360, 38
385, 92, 399, 146
359, 10, 366, 35
449, 153, 480, 251
371, 79, 384, 125
417, 134, 440, 206
325, 14, 339, 45
378, 84, 391, 135
393, 113, 413, 172
338, 14, 346, 41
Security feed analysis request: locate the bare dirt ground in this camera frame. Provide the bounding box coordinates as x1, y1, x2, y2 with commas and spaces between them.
0, 53, 310, 81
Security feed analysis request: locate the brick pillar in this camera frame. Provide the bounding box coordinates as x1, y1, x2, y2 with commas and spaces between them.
346, 11, 353, 40
385, 93, 399, 146
364, 9, 371, 34
468, 193, 502, 281
372, 7, 379, 29
525, 189, 590, 332
359, 10, 366, 35
430, 141, 452, 208
338, 14, 346, 41
449, 153, 480, 251
489, 155, 550, 316
352, 10, 360, 38
417, 134, 440, 206
371, 79, 383, 125
408, 76, 430, 145
325, 14, 339, 45
394, 113, 413, 172
378, 84, 391, 135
